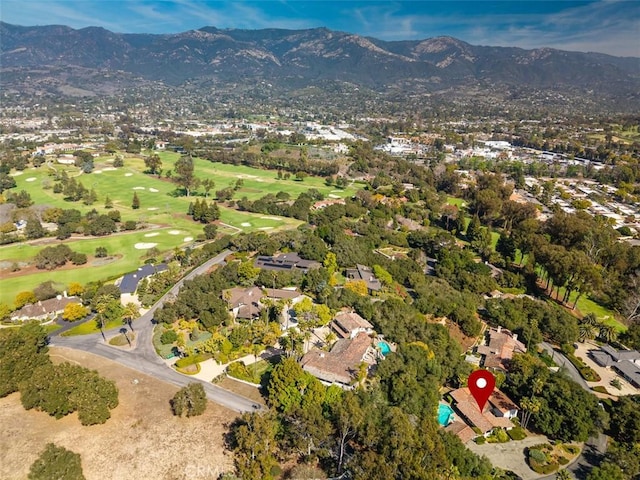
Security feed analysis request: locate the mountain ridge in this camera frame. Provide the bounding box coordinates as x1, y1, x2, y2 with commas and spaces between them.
1, 22, 639, 109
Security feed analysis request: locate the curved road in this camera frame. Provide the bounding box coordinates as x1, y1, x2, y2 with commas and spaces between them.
51, 249, 258, 413
539, 342, 608, 480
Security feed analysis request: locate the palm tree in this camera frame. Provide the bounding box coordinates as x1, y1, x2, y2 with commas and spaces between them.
94, 294, 113, 341
119, 327, 131, 346
520, 397, 541, 430
251, 343, 262, 377
122, 302, 140, 332
324, 330, 337, 348
598, 322, 617, 343
556, 469, 572, 480
302, 329, 312, 354
579, 323, 598, 342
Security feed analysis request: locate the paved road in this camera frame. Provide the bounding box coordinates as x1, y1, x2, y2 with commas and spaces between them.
538, 343, 608, 480
51, 250, 259, 413
540, 342, 589, 390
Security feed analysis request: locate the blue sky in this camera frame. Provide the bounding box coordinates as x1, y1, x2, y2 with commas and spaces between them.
2, 1, 639, 56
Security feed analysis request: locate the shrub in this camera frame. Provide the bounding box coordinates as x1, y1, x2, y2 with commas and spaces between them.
558, 456, 569, 465
175, 353, 210, 368
528, 449, 547, 464
160, 330, 178, 345
507, 427, 527, 441
592, 386, 608, 394
171, 383, 207, 417
474, 436, 486, 445
495, 428, 510, 443
562, 445, 580, 455
70, 252, 87, 265
28, 443, 85, 480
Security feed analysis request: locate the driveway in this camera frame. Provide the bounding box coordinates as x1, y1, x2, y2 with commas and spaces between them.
539, 342, 588, 389
466, 435, 549, 480
574, 341, 639, 396
537, 343, 609, 479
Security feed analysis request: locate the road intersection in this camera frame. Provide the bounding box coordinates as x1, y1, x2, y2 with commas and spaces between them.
50, 249, 260, 413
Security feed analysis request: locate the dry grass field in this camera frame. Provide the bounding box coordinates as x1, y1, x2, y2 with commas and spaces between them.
0, 347, 236, 480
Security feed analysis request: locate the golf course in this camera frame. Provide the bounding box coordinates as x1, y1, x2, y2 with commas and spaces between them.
0, 150, 356, 305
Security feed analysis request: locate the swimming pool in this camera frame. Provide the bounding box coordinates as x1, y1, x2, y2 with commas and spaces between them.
438, 403, 455, 426
377, 341, 391, 356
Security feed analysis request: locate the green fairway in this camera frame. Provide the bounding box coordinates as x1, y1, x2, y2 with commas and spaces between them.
2, 152, 354, 304
446, 196, 466, 208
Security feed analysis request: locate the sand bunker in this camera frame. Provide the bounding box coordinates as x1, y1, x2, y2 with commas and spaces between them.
149, 188, 159, 193
168, 230, 181, 235
134, 242, 157, 250
25, 177, 37, 182
104, 167, 117, 171
328, 194, 341, 199
125, 173, 133, 177
241, 222, 251, 227
183, 236, 193, 242
260, 216, 280, 220
10, 172, 24, 177
93, 170, 103, 174
258, 227, 273, 230
133, 186, 145, 190
144, 232, 159, 237
147, 207, 158, 211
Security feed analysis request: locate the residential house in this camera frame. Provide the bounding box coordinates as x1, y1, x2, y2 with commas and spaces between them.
254, 253, 321, 273
345, 264, 382, 293
331, 311, 374, 339
444, 421, 476, 444
300, 332, 378, 388
475, 326, 527, 371
118, 263, 168, 295
10, 295, 80, 322
590, 345, 640, 388
312, 198, 346, 211
222, 286, 264, 320
488, 389, 519, 419
448, 387, 515, 437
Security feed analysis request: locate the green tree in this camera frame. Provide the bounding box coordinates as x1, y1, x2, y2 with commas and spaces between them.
171, 383, 207, 417
25, 219, 46, 239
323, 251, 338, 276
586, 462, 625, 480
333, 391, 364, 473
233, 411, 279, 480
144, 153, 162, 175
122, 302, 140, 331
0, 322, 50, 397
174, 155, 197, 196
201, 178, 215, 197
131, 192, 140, 210
28, 443, 85, 480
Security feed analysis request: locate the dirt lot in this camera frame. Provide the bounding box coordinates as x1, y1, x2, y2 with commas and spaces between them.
0, 347, 236, 480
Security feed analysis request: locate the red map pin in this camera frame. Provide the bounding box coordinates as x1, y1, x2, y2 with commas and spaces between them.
468, 369, 496, 412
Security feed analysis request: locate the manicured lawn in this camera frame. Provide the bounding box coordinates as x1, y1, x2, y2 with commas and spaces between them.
547, 286, 626, 333
61, 316, 125, 336
447, 196, 466, 208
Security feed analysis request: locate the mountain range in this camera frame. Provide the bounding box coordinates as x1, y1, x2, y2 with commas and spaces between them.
2, 22, 639, 110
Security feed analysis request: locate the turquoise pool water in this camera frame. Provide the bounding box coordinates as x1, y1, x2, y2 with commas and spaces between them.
377, 341, 391, 356
438, 403, 454, 426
